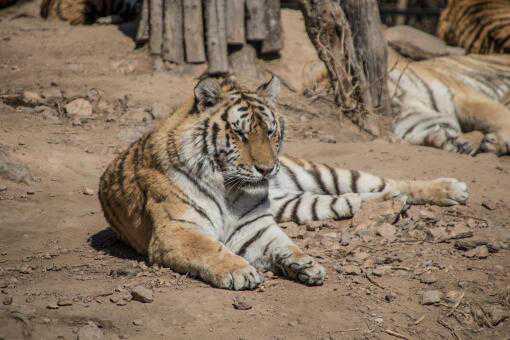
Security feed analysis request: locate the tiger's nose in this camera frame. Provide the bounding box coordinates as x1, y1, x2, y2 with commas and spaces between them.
254, 165, 274, 177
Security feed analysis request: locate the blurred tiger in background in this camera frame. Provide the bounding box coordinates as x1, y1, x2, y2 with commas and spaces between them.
40, 0, 141, 25
389, 48, 510, 156
438, 0, 510, 54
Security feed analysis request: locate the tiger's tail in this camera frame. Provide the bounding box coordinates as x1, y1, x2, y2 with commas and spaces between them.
39, 0, 89, 25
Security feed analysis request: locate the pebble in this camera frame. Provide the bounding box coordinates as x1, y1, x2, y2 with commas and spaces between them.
2, 296, 13, 305
447, 223, 473, 240
233, 297, 252, 310
41, 317, 51, 324
57, 298, 73, 306
130, 285, 153, 303
372, 265, 392, 277
421, 290, 443, 305
133, 319, 144, 326
22, 91, 44, 105
64, 98, 93, 119
319, 135, 336, 144
486, 304, 509, 326
340, 231, 352, 246
0, 185, 6, 192
19, 265, 32, 274
341, 265, 362, 276
376, 223, 396, 240
83, 187, 95, 196
444, 290, 463, 304
77, 322, 103, 340
481, 199, 497, 210
464, 245, 489, 259
419, 272, 438, 284
46, 303, 59, 309
384, 292, 397, 302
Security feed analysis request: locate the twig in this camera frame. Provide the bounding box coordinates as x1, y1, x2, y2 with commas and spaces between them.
447, 292, 465, 317
383, 329, 409, 340
364, 273, 385, 289
437, 318, 461, 340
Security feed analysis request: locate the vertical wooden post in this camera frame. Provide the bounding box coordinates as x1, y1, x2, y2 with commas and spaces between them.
261, 0, 282, 54
183, 0, 206, 63
395, 0, 409, 25
204, 0, 229, 74
226, 0, 245, 45
246, 0, 267, 41
162, 0, 184, 64
135, 0, 150, 43
149, 0, 164, 55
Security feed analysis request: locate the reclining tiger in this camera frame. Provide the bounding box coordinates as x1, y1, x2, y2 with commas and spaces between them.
98, 76, 469, 290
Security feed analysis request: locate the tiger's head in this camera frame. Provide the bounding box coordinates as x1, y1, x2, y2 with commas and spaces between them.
181, 76, 285, 186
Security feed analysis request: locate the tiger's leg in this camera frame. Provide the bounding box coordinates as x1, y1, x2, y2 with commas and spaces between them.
138, 169, 264, 291
271, 156, 468, 217
224, 214, 325, 286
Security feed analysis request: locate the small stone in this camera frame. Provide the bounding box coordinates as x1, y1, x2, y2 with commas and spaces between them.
376, 223, 396, 240
352, 197, 407, 232
77, 322, 103, 340
444, 290, 463, 304
418, 209, 439, 222
0, 281, 8, 288
83, 187, 94, 196
482, 199, 497, 210
340, 231, 352, 246
22, 91, 44, 105
341, 265, 362, 276
265, 271, 274, 279
46, 303, 59, 309
485, 304, 509, 326
384, 292, 397, 302
19, 265, 32, 274
233, 297, 252, 310
421, 290, 443, 305
26, 189, 35, 195
454, 239, 487, 251
319, 135, 336, 144
2, 296, 13, 305
447, 223, 473, 240
426, 227, 448, 242
130, 285, 153, 303
41, 317, 51, 324
57, 298, 73, 306
288, 321, 298, 327
372, 265, 392, 277
133, 319, 144, 326
464, 245, 489, 259
0, 185, 7, 192
109, 296, 120, 304
64, 98, 93, 119
150, 103, 170, 120
419, 272, 438, 284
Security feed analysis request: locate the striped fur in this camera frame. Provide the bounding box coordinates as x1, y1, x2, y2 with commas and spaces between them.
389, 48, 510, 156
98, 76, 469, 290
40, 0, 141, 25
438, 0, 510, 54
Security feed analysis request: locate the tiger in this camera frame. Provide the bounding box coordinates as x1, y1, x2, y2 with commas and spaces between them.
98, 76, 469, 290
389, 47, 510, 156
40, 0, 141, 25
437, 0, 510, 54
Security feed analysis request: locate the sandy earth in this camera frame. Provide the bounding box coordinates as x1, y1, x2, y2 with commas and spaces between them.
1, 2, 509, 340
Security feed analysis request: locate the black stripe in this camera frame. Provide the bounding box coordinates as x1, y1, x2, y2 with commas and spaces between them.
311, 197, 319, 221
281, 163, 303, 191
271, 194, 288, 201
325, 165, 340, 195
263, 237, 278, 256
239, 197, 268, 220
350, 170, 360, 193
377, 178, 386, 193
275, 194, 302, 222
310, 163, 330, 194
401, 116, 438, 140
408, 69, 439, 112
117, 151, 129, 193
330, 197, 341, 220
226, 214, 272, 244
170, 190, 214, 227
211, 122, 220, 156
237, 225, 271, 257
290, 196, 303, 224
345, 198, 353, 217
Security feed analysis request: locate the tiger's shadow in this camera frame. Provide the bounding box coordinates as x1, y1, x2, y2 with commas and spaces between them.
88, 228, 145, 263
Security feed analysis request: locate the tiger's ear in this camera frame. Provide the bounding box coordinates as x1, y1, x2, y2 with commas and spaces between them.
257, 75, 281, 103
194, 77, 222, 110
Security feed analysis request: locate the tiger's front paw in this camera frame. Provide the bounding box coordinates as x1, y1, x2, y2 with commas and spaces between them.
278, 252, 326, 286
212, 263, 265, 291
429, 178, 469, 206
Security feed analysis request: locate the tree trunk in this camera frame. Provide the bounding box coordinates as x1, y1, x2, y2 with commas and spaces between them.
162, 0, 184, 64
340, 0, 391, 115
226, 0, 245, 45
204, 0, 229, 74
298, 0, 380, 136
183, 0, 206, 63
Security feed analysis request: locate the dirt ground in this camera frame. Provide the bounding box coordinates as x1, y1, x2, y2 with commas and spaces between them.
1, 2, 509, 340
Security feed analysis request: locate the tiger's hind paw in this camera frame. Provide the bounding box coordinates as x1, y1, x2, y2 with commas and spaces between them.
430, 178, 469, 206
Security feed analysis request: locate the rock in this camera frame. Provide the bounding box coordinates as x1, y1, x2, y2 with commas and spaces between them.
41, 317, 51, 324
130, 285, 153, 303
319, 135, 336, 144
40, 87, 63, 101
122, 108, 151, 123
87, 89, 101, 106
233, 297, 252, 310
426, 227, 448, 242
418, 209, 439, 222
0, 185, 6, 192
57, 298, 73, 306
64, 98, 93, 120
376, 223, 396, 241
485, 304, 509, 326
2, 296, 13, 305
19, 265, 32, 274
77, 322, 104, 340
46, 303, 59, 309
384, 292, 397, 303
133, 319, 144, 326
444, 290, 463, 304
341, 265, 362, 276
481, 199, 497, 210
447, 223, 473, 240
372, 265, 392, 277
22, 91, 45, 105
421, 290, 443, 305
35, 105, 59, 120
352, 196, 407, 233
464, 245, 489, 259
150, 103, 170, 120
83, 187, 94, 196
419, 272, 438, 284
454, 239, 487, 251
340, 231, 352, 246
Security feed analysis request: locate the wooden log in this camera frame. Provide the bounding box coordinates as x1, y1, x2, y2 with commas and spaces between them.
298, 0, 380, 136
135, 0, 150, 43
149, 0, 164, 55
229, 44, 261, 80
204, 0, 229, 74
226, 0, 245, 45
261, 0, 282, 54
395, 0, 409, 25
162, 0, 184, 64
246, 0, 267, 41
340, 0, 390, 115
183, 0, 206, 63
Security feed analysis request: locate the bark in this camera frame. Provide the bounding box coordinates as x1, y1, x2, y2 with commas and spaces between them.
183, 0, 206, 63
149, 0, 164, 55
135, 0, 150, 43
204, 0, 229, 74
246, 0, 267, 41
226, 0, 245, 45
162, 0, 184, 64
261, 0, 283, 54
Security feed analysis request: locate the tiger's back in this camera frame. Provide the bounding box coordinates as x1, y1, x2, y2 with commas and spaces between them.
438, 0, 510, 54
